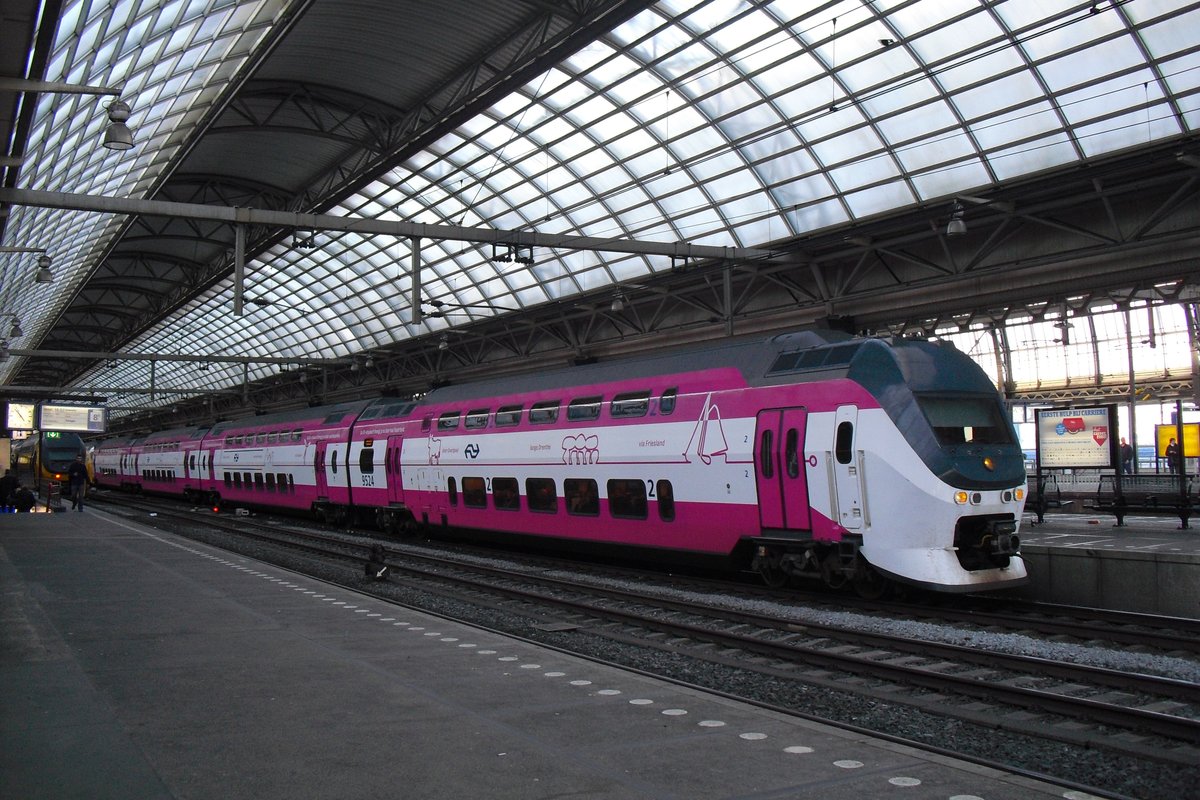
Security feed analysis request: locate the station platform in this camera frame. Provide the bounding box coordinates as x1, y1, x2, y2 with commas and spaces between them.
1, 509, 1081, 800
1013, 509, 1200, 617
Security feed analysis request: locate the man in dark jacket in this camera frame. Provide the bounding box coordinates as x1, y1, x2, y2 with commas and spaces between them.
67, 454, 88, 511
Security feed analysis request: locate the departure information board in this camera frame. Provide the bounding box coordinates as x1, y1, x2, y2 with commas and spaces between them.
38, 404, 108, 433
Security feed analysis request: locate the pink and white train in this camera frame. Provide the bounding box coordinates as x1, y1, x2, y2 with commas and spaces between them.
93, 330, 1028, 595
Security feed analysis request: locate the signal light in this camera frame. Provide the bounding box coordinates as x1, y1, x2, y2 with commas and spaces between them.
954, 491, 968, 505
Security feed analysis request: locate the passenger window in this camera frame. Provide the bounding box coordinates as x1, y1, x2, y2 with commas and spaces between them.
493, 477, 519, 510
266, 473, 276, 492
359, 447, 375, 474
526, 478, 557, 513
607, 479, 648, 519
463, 477, 486, 508
659, 388, 678, 415
565, 479, 598, 516
253, 473, 263, 488
835, 421, 854, 465
448, 477, 458, 506
567, 396, 602, 422
495, 404, 523, 427
760, 430, 774, 478
529, 401, 560, 425
611, 391, 650, 418
437, 412, 460, 431
785, 429, 800, 478
278, 473, 288, 491
465, 409, 490, 429
656, 480, 675, 521
233, 473, 242, 488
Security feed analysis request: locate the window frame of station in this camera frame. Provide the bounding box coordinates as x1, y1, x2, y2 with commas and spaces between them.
446, 473, 675, 522
427, 386, 679, 433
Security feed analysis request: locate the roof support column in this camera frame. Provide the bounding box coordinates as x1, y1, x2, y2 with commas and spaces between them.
233, 215, 248, 317
411, 236, 422, 326
723, 264, 733, 337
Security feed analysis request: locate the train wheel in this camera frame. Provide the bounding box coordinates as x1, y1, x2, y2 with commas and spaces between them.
820, 553, 848, 590
758, 558, 790, 589
852, 562, 888, 600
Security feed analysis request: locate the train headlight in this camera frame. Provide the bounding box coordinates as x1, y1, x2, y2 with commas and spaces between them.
954, 491, 969, 505
982, 456, 995, 471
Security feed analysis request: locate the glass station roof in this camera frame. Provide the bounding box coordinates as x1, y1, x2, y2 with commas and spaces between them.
3, 0, 1199, 416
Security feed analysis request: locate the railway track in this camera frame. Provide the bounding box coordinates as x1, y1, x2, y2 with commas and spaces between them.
98, 493, 1200, 796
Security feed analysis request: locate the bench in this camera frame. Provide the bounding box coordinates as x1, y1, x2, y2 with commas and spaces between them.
1088, 473, 1196, 528
1029, 472, 1076, 524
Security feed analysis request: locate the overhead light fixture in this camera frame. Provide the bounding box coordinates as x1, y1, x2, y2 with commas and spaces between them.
946, 201, 967, 237
438, 335, 449, 351
34, 254, 54, 283
8, 318, 21, 338
103, 99, 134, 150
611, 294, 625, 312
0, 341, 8, 362
0, 79, 134, 150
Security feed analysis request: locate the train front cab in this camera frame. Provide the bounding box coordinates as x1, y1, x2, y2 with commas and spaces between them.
748, 335, 1028, 596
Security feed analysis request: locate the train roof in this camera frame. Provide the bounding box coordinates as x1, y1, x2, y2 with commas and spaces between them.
207, 399, 377, 436
416, 329, 850, 406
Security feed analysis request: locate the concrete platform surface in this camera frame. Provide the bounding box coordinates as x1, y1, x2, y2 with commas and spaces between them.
0, 510, 1082, 800
1015, 510, 1200, 617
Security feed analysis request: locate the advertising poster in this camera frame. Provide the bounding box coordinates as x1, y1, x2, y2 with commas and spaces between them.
1036, 406, 1114, 468
1154, 423, 1199, 458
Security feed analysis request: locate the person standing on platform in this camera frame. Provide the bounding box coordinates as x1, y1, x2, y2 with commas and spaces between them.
1165, 438, 1181, 474
1119, 438, 1133, 475
66, 454, 88, 511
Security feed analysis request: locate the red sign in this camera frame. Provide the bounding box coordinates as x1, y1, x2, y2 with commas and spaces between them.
1062, 417, 1086, 433
1092, 426, 1108, 447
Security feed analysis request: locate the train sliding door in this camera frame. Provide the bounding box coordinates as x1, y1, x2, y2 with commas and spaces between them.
754, 408, 811, 531
386, 434, 405, 505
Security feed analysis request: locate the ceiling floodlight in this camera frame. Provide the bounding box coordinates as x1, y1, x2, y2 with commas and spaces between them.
34, 254, 54, 283
8, 318, 21, 338
103, 99, 134, 150
946, 202, 967, 237
438, 335, 449, 351
611, 294, 625, 312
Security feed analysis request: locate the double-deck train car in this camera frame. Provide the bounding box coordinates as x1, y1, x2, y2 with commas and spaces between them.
11, 431, 90, 491
95, 330, 1028, 595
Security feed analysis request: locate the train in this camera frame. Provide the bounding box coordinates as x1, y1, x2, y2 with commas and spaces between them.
11, 431, 91, 493
92, 329, 1029, 596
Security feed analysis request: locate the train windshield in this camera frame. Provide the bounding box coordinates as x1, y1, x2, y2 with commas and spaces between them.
916, 395, 1014, 446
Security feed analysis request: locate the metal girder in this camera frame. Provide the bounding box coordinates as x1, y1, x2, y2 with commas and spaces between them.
290, 0, 660, 211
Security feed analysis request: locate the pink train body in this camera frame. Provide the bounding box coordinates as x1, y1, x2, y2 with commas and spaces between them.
92, 331, 1030, 595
